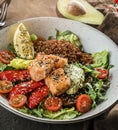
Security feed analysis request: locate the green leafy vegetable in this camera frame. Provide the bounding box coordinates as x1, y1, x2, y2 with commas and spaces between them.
0, 62, 14, 71
56, 30, 81, 47
91, 50, 109, 68
17, 106, 43, 118
85, 83, 97, 108
9, 58, 32, 69
85, 80, 106, 108
43, 107, 80, 120
31, 108, 44, 117
74, 62, 99, 77
0, 62, 7, 71
17, 106, 79, 120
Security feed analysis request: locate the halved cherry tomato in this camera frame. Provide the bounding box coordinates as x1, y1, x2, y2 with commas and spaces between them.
0, 50, 16, 64
76, 94, 92, 113
9, 94, 27, 108
0, 80, 13, 93
44, 97, 62, 112
96, 68, 109, 79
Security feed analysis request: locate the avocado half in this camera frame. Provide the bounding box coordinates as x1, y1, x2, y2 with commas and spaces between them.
57, 0, 105, 25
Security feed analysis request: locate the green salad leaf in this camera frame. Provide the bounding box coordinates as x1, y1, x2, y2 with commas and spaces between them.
43, 107, 80, 120
9, 58, 33, 69
0, 62, 7, 71
74, 62, 99, 77
17, 106, 80, 120
56, 30, 81, 48
91, 50, 109, 68
85, 80, 106, 108
17, 106, 43, 118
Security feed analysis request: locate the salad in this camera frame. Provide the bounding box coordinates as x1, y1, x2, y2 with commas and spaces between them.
0, 23, 113, 120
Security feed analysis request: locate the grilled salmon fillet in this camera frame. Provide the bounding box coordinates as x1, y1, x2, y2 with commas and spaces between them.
28, 54, 67, 81
45, 68, 71, 96
46, 54, 68, 68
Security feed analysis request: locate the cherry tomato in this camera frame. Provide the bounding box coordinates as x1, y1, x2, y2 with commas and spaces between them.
0, 50, 16, 64
0, 80, 13, 93
76, 94, 92, 113
96, 68, 109, 79
44, 97, 62, 112
9, 94, 27, 108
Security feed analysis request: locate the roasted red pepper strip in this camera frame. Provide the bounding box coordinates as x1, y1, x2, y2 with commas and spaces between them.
9, 80, 44, 99
0, 70, 30, 82
28, 85, 49, 109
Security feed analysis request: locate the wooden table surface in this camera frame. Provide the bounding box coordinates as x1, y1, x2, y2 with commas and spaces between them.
0, 0, 118, 130
6, 0, 58, 26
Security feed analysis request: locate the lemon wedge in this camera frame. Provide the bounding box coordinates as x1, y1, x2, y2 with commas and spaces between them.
13, 23, 34, 59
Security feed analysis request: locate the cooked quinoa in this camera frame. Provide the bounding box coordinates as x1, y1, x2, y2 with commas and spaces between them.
34, 39, 92, 64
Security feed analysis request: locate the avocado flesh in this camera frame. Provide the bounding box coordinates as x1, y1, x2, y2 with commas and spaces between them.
57, 0, 104, 25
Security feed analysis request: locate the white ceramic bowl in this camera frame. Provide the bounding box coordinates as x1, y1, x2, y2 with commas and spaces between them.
0, 17, 118, 124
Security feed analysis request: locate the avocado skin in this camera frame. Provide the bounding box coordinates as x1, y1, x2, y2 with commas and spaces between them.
57, 0, 105, 25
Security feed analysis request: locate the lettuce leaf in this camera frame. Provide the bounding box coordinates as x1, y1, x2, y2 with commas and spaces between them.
85, 80, 106, 108
43, 107, 80, 120
91, 50, 109, 68
0, 62, 7, 71
9, 58, 32, 69
56, 30, 81, 48
17, 106, 80, 120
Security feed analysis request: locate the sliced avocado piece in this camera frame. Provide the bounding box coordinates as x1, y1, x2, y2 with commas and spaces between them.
57, 0, 104, 25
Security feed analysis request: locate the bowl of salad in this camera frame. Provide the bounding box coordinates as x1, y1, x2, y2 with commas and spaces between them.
0, 17, 118, 124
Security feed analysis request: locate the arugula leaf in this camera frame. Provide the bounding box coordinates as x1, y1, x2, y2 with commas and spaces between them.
31, 108, 43, 117
85, 80, 106, 108
17, 106, 43, 118
85, 83, 97, 108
